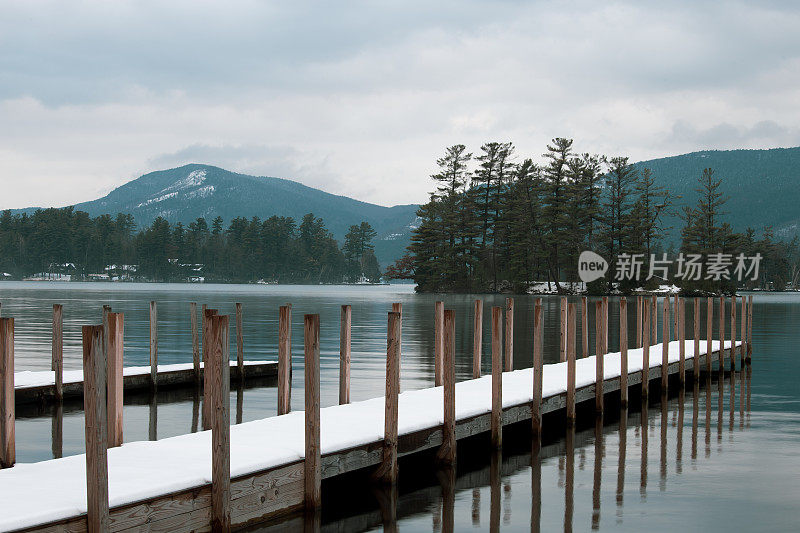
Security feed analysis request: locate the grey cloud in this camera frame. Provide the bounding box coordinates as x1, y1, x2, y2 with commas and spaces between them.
668, 119, 800, 149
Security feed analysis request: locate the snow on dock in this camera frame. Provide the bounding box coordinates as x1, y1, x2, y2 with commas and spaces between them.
0, 340, 736, 532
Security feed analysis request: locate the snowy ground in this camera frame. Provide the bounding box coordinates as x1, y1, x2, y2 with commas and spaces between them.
0, 340, 737, 531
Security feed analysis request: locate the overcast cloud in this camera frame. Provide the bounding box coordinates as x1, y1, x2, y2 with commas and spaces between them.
1, 0, 799, 208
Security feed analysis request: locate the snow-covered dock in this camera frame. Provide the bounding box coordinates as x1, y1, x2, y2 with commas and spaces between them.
13, 360, 278, 405
0, 340, 738, 532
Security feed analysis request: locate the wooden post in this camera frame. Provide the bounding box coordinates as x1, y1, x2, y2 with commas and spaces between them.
472, 300, 482, 379
651, 296, 657, 345
376, 311, 401, 484
532, 299, 543, 436
202, 308, 218, 430
392, 302, 402, 314
102, 305, 111, 364
678, 298, 685, 385
566, 303, 577, 425
107, 312, 124, 448
209, 314, 231, 532
435, 301, 444, 386
559, 297, 566, 362
304, 314, 321, 511
581, 296, 589, 358
602, 296, 609, 354
236, 302, 244, 381
620, 298, 628, 408
662, 298, 670, 394
505, 297, 514, 371
740, 296, 746, 368
339, 305, 351, 405
730, 296, 737, 372
595, 301, 604, 414
278, 305, 292, 415
747, 295, 753, 360
693, 298, 700, 380
636, 296, 643, 348
0, 318, 14, 468
706, 297, 713, 374
438, 310, 457, 465
82, 325, 109, 532
673, 294, 679, 349
52, 304, 63, 400
491, 307, 503, 448
719, 296, 726, 373
642, 305, 650, 399
149, 301, 158, 390
191, 302, 200, 384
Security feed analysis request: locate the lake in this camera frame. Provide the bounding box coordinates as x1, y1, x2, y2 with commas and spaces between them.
1, 282, 797, 531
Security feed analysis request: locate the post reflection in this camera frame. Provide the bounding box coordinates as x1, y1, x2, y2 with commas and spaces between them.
374, 483, 398, 533
677, 389, 684, 474
705, 377, 712, 458
531, 439, 541, 533
437, 466, 456, 533
564, 424, 575, 533
592, 416, 603, 530
616, 408, 627, 518
640, 399, 649, 500
491, 448, 502, 533
691, 382, 699, 462
729, 372, 736, 435
660, 396, 667, 492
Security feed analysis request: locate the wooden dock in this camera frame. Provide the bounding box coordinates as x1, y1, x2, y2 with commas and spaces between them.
14, 361, 278, 406
0, 295, 754, 532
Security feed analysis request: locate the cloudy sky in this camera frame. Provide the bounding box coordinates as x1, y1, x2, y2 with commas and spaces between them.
2, 0, 799, 209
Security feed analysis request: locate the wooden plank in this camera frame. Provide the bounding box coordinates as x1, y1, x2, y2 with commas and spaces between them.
339, 305, 351, 405
191, 303, 200, 385
82, 324, 109, 533
595, 301, 604, 414
662, 297, 670, 394
693, 298, 700, 380
209, 314, 231, 532
636, 296, 642, 348
304, 314, 321, 510
374, 311, 400, 484
107, 312, 124, 448
706, 297, 713, 374
0, 318, 14, 468
566, 303, 576, 424
532, 299, 543, 436
491, 306, 502, 448
236, 303, 244, 381
149, 301, 158, 390
559, 297, 566, 362
504, 297, 514, 371
619, 298, 628, 407
642, 304, 650, 399
53, 304, 63, 400
581, 296, 588, 358
472, 300, 482, 379
278, 306, 292, 415
438, 309, 456, 465
435, 301, 444, 386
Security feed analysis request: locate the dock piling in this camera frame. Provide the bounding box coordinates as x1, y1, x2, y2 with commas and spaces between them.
491, 307, 503, 449
706, 298, 713, 374
107, 312, 124, 448
340, 305, 351, 405
602, 296, 609, 354
662, 297, 670, 394
438, 309, 457, 465
505, 298, 514, 371
636, 296, 643, 348
209, 314, 231, 532
82, 325, 109, 532
651, 296, 657, 345
719, 296, 726, 373
581, 296, 589, 358
0, 318, 14, 469
278, 305, 292, 415
376, 311, 400, 484
620, 298, 628, 408
52, 304, 63, 400
560, 297, 566, 362
693, 298, 700, 380
595, 301, 604, 414
191, 302, 200, 384
435, 301, 444, 386
532, 299, 543, 436
202, 308, 218, 430
236, 302, 244, 381
304, 314, 321, 511
642, 305, 650, 399
740, 296, 746, 368
566, 303, 577, 424
730, 296, 737, 372
149, 301, 158, 390
679, 298, 685, 385
473, 300, 482, 379
747, 295, 753, 361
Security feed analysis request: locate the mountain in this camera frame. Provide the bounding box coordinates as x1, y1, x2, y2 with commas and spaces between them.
39, 164, 420, 266
632, 146, 800, 243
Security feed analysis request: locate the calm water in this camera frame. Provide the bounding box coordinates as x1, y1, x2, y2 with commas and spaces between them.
1, 283, 798, 531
